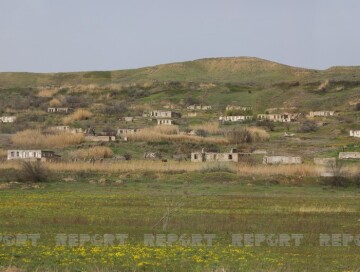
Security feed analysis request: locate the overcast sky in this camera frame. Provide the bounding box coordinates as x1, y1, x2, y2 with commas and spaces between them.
0, 0, 359, 72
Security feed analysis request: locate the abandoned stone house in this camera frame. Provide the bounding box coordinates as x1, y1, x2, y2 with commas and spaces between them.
187, 112, 198, 117
313, 157, 336, 166
157, 119, 174, 125
48, 126, 83, 134
263, 156, 303, 164
123, 117, 134, 122
117, 128, 141, 136
147, 110, 181, 119
219, 115, 253, 122
350, 130, 360, 138
226, 105, 252, 111
0, 116, 17, 123
309, 111, 335, 117
257, 113, 300, 123
191, 148, 250, 162
47, 107, 73, 114
7, 150, 60, 162
186, 105, 212, 110
339, 152, 360, 160
85, 135, 116, 142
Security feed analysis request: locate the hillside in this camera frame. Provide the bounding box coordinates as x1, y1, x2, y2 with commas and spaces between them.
3, 57, 360, 88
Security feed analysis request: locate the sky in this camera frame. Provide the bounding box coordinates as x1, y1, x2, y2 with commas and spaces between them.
0, 0, 359, 72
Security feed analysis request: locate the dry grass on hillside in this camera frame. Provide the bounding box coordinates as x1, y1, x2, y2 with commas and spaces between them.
49, 98, 62, 107
63, 109, 92, 125
0, 149, 7, 159
70, 147, 113, 160
246, 127, 270, 141
11, 129, 84, 148
37, 88, 58, 97
1, 161, 359, 178
189, 122, 221, 134
127, 126, 228, 144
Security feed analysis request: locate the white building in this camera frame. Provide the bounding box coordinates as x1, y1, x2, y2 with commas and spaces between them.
309, 111, 335, 117
157, 119, 173, 125
263, 156, 302, 165
350, 130, 360, 138
219, 115, 253, 122
187, 105, 212, 110
0, 116, 17, 123
258, 113, 300, 123
7, 150, 60, 162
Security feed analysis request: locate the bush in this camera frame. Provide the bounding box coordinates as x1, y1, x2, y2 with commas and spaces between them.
17, 161, 49, 183
256, 120, 275, 131
355, 103, 360, 111
195, 129, 208, 137
103, 102, 128, 115
298, 120, 317, 133
225, 127, 269, 144
184, 96, 200, 106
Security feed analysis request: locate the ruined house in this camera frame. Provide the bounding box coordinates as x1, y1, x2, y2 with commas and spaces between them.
7, 150, 60, 162
350, 130, 360, 138
147, 110, 181, 119
309, 111, 335, 117
187, 112, 198, 117
84, 127, 116, 142
123, 117, 135, 122
0, 116, 17, 123
339, 152, 360, 160
191, 148, 250, 162
47, 107, 73, 114
219, 115, 253, 122
226, 105, 252, 111
187, 105, 212, 110
85, 135, 116, 142
313, 157, 336, 166
257, 113, 300, 123
157, 119, 174, 125
48, 126, 83, 134
117, 128, 141, 136
263, 156, 302, 165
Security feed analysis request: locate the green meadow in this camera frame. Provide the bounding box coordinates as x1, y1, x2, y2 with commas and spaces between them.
1, 173, 360, 271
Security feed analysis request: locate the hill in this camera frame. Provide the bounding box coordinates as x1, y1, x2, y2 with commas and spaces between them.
3, 56, 360, 88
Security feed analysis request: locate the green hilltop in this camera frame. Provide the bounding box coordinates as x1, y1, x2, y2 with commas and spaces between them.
2, 56, 360, 88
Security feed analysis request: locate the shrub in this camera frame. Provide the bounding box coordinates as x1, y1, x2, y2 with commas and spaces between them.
298, 120, 317, 133
184, 96, 200, 106
256, 120, 275, 131
195, 129, 208, 137
103, 102, 128, 115
225, 127, 269, 144
355, 103, 360, 111
16, 161, 49, 183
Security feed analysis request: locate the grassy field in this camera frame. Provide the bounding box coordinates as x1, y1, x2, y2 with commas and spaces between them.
1, 171, 360, 271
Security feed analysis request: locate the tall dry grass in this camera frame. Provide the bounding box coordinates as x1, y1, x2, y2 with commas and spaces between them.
127, 126, 228, 144
11, 129, 84, 148
63, 109, 92, 125
0, 149, 7, 159
49, 98, 62, 107
70, 147, 113, 160
1, 161, 359, 177
189, 122, 221, 134
245, 127, 270, 141
37, 88, 58, 97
